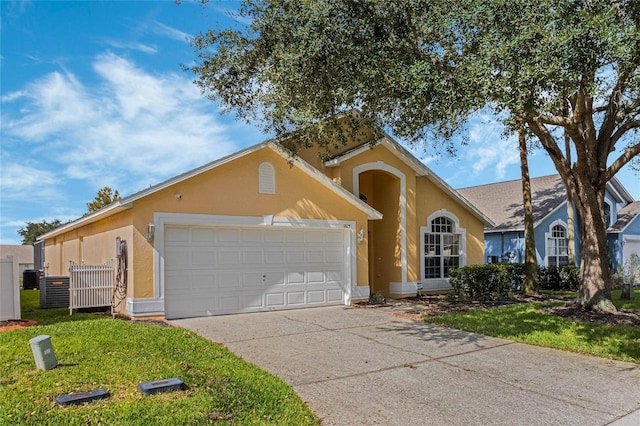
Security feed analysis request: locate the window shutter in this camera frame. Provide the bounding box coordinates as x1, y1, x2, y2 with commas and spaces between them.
259, 162, 275, 194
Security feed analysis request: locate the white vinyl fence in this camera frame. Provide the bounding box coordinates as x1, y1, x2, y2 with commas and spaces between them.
69, 260, 114, 315
0, 255, 20, 321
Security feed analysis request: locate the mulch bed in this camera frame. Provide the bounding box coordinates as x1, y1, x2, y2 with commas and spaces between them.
374, 293, 640, 326
0, 319, 38, 332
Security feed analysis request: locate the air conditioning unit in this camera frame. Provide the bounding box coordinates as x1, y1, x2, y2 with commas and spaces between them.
40, 276, 70, 309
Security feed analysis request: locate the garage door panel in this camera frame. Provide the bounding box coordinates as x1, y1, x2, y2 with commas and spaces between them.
307, 290, 327, 303
265, 251, 285, 264
306, 250, 325, 263
218, 250, 240, 265
265, 292, 285, 307
165, 226, 190, 243
285, 251, 305, 263
286, 230, 306, 243
326, 249, 344, 263
326, 230, 345, 243
165, 249, 189, 267
215, 272, 239, 287
243, 250, 263, 264
287, 292, 305, 305
242, 228, 263, 242
192, 227, 217, 243
287, 271, 305, 284
218, 228, 241, 242
192, 251, 216, 266
164, 225, 348, 319
265, 271, 285, 286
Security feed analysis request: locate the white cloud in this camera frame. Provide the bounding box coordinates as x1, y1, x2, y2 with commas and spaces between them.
0, 163, 60, 200
154, 21, 191, 43
1, 52, 241, 196
103, 39, 158, 54
466, 116, 520, 179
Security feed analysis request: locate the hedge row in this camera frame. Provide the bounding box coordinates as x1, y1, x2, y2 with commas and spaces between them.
447, 263, 579, 301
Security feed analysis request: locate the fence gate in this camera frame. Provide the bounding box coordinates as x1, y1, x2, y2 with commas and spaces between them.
69, 260, 114, 315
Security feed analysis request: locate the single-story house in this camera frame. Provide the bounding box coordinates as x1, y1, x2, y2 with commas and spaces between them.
0, 245, 35, 277
457, 174, 639, 271
39, 124, 492, 319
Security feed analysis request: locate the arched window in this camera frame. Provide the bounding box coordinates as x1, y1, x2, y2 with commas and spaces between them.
258, 162, 275, 194
546, 223, 569, 266
421, 213, 466, 280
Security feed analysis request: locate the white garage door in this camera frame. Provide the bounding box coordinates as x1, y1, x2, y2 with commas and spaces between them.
164, 224, 349, 319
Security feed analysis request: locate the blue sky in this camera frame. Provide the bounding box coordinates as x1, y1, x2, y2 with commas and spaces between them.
1, 1, 638, 245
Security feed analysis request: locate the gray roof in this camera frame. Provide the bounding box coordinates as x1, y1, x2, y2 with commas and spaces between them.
0, 245, 34, 264
458, 174, 567, 232
609, 201, 640, 233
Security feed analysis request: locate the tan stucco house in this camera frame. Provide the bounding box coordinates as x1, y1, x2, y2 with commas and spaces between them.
39, 126, 492, 319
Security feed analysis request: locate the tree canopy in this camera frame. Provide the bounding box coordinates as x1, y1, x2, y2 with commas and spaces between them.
189, 0, 640, 310
18, 219, 65, 245
86, 186, 120, 214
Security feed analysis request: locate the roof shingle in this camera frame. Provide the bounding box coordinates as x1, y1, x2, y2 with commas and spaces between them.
458, 174, 567, 231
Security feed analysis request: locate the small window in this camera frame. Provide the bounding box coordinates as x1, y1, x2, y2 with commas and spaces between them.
604, 202, 611, 227
259, 162, 275, 194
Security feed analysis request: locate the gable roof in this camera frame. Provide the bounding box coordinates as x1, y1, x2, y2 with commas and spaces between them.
608, 201, 640, 233
458, 174, 567, 232
39, 141, 382, 241
323, 136, 494, 227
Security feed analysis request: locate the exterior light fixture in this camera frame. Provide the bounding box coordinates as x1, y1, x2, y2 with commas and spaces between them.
358, 227, 365, 244
145, 223, 156, 242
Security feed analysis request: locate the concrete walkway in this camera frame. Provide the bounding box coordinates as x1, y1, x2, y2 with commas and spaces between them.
173, 305, 640, 426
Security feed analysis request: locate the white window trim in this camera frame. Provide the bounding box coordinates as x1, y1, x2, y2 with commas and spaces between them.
420, 210, 467, 285
353, 161, 407, 283
545, 219, 569, 267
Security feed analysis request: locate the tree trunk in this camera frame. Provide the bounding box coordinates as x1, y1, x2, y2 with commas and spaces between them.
573, 177, 617, 312
564, 128, 576, 265
518, 123, 538, 295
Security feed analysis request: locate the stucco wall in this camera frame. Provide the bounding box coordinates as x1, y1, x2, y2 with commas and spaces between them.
324, 143, 486, 295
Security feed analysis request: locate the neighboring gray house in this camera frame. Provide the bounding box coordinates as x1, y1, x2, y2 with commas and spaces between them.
0, 245, 35, 276
458, 174, 639, 271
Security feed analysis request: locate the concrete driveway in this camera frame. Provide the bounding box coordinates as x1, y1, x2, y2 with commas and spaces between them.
173, 305, 640, 426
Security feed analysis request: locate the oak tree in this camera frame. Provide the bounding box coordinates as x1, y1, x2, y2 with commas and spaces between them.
189, 0, 640, 311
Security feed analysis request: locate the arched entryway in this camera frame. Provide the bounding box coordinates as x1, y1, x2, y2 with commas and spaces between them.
353, 163, 406, 297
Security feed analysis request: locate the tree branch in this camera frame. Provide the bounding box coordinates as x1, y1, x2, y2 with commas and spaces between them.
611, 119, 640, 146
605, 142, 640, 181
526, 119, 569, 177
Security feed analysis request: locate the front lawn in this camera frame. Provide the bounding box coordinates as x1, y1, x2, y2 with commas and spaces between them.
0, 291, 318, 425
425, 289, 640, 364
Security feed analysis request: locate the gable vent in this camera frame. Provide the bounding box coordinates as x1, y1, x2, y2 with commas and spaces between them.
259, 162, 275, 194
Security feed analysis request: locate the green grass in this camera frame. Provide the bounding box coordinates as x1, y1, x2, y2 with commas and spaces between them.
425, 291, 640, 364
612, 289, 640, 311
1, 291, 318, 425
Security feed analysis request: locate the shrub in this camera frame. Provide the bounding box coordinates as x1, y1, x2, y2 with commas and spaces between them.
448, 264, 517, 301
449, 263, 579, 301
538, 265, 579, 291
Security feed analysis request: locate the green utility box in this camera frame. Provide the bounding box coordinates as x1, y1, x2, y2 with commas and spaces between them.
29, 335, 58, 370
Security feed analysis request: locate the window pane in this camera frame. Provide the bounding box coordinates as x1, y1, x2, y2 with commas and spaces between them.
424, 257, 441, 278
443, 256, 459, 277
